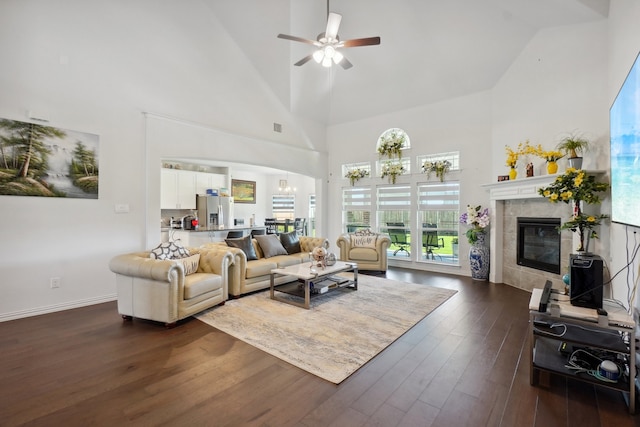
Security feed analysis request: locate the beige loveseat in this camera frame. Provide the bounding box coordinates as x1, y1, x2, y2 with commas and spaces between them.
109, 247, 233, 327
336, 231, 391, 272
201, 235, 328, 297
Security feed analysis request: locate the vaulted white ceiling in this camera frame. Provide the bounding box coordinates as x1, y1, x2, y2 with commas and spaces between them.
203, 0, 608, 126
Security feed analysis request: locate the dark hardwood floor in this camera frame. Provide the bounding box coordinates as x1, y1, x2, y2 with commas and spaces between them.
1, 268, 638, 427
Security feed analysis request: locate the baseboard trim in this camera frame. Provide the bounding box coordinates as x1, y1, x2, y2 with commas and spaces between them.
0, 294, 117, 322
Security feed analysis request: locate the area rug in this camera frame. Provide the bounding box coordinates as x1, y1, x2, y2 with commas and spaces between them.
195, 274, 457, 384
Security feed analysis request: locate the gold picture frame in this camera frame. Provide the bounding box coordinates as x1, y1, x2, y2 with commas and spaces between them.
232, 179, 256, 204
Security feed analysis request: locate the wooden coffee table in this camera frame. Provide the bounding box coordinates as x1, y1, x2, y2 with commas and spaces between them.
269, 261, 358, 309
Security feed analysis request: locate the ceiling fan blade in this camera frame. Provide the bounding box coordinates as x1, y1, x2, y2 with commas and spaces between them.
277, 34, 319, 46
340, 36, 381, 48
325, 12, 342, 40
294, 54, 314, 66
339, 56, 353, 70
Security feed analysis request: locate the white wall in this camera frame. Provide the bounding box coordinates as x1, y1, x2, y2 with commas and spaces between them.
491, 21, 610, 283
492, 21, 609, 175
0, 0, 326, 320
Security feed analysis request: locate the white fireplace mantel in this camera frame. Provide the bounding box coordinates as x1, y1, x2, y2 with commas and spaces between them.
483, 173, 560, 201
481, 171, 605, 283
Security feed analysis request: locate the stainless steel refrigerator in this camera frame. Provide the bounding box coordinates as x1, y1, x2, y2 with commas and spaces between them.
196, 195, 234, 229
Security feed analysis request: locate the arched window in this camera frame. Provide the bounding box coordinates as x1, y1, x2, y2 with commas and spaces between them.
376, 128, 410, 159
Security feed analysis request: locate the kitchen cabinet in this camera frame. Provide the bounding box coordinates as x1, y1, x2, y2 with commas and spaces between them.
194, 171, 227, 195
161, 169, 196, 209
194, 172, 213, 195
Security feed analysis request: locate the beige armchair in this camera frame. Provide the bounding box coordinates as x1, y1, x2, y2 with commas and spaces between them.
109, 247, 233, 327
336, 231, 391, 272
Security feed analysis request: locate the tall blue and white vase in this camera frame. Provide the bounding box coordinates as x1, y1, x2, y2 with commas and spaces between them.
469, 231, 490, 281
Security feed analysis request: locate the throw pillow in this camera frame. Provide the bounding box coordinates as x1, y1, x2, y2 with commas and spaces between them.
279, 231, 301, 254
225, 235, 258, 261
178, 253, 200, 275
351, 229, 378, 249
255, 234, 288, 258
150, 241, 190, 260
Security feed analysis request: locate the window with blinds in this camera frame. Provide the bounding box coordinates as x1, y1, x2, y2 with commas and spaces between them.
342, 186, 372, 232
272, 194, 295, 218
418, 181, 460, 264
377, 185, 412, 259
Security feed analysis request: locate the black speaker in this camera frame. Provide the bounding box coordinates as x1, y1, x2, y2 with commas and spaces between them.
570, 254, 603, 309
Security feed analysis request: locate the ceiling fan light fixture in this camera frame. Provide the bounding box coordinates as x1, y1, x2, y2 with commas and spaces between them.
278, 4, 380, 69
332, 50, 343, 64
324, 45, 335, 58
313, 49, 324, 63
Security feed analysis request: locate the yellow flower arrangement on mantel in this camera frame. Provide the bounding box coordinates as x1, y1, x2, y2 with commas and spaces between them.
505, 142, 528, 179
539, 149, 565, 162
538, 149, 565, 174
506, 140, 568, 177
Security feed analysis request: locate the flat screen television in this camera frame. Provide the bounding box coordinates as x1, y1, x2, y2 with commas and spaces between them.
610, 51, 640, 228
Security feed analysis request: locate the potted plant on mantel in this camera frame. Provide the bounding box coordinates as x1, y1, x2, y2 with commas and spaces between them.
556, 133, 590, 169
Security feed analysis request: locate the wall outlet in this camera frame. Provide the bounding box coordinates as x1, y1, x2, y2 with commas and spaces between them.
114, 204, 129, 213
50, 277, 61, 289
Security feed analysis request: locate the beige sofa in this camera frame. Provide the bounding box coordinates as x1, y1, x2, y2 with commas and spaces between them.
336, 232, 391, 272
109, 247, 233, 327
202, 236, 328, 297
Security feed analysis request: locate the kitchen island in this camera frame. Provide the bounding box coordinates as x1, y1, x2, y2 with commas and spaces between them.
166, 227, 267, 246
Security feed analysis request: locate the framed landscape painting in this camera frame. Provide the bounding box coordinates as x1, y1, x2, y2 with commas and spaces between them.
232, 179, 256, 204
0, 117, 99, 199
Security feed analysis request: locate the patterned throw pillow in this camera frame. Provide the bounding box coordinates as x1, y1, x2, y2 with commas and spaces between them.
279, 231, 301, 254
178, 253, 200, 275
150, 241, 190, 260
225, 235, 258, 261
350, 229, 378, 249
255, 234, 288, 258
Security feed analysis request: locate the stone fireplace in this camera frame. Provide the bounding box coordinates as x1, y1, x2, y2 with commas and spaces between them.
484, 175, 574, 292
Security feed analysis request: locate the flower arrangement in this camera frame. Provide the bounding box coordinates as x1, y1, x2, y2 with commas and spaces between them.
539, 149, 564, 163
377, 130, 406, 159
519, 140, 542, 157
345, 168, 369, 186
312, 246, 327, 269
459, 205, 490, 244
506, 140, 549, 168
381, 161, 406, 184
422, 160, 451, 182
505, 145, 520, 168
538, 168, 609, 251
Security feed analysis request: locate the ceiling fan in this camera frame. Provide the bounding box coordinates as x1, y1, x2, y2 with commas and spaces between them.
277, 1, 381, 70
